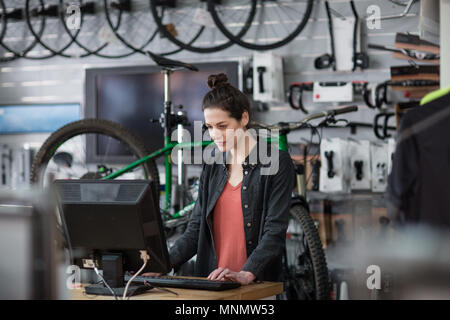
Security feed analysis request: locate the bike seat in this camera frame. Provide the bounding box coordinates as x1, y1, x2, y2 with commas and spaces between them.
146, 51, 198, 72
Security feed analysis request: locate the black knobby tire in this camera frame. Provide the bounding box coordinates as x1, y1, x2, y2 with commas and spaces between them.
30, 119, 160, 200
288, 204, 330, 300
208, 0, 314, 51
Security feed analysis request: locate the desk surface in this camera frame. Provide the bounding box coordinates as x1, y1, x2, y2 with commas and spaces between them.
71, 279, 283, 300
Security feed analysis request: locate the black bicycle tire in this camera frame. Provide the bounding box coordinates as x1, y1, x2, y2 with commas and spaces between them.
30, 118, 161, 203
289, 204, 330, 300
0, 0, 15, 62
58, 1, 140, 59
58, 1, 110, 57
24, 0, 93, 59
57, 0, 119, 58
0, 0, 46, 58
208, 0, 314, 51
0, 0, 7, 44
104, 0, 158, 53
57, 0, 115, 58
149, 0, 256, 54
103, 0, 184, 57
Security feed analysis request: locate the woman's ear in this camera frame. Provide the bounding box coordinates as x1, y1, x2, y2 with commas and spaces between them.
241, 111, 249, 129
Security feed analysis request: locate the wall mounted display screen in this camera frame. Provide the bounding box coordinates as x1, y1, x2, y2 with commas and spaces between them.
0, 104, 81, 134
85, 62, 240, 164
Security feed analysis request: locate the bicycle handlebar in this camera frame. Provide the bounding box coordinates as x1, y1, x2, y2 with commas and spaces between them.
329, 105, 358, 116
250, 105, 359, 132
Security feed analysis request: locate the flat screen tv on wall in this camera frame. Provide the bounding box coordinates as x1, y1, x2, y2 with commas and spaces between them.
84, 61, 241, 165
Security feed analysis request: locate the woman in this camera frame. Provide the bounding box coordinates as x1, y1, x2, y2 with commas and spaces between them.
148, 73, 296, 285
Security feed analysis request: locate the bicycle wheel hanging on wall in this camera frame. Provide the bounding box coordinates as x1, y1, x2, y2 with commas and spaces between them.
0, 0, 45, 58
24, 0, 98, 59
30, 119, 161, 203
103, 0, 183, 56
59, 0, 140, 59
0, 0, 15, 61
0, 0, 6, 42
284, 204, 330, 300
208, 0, 314, 51
149, 0, 256, 53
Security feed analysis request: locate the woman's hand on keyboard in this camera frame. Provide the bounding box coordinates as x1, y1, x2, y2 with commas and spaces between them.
207, 268, 256, 285
224, 270, 256, 285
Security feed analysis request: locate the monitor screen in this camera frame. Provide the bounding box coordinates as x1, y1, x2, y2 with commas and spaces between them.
85, 61, 241, 164
55, 179, 171, 274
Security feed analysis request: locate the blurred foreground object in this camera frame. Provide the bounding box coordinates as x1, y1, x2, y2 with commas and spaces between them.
0, 187, 65, 299
387, 88, 450, 228
333, 224, 450, 299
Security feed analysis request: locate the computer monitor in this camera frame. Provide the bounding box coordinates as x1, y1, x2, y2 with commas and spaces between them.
54, 179, 171, 296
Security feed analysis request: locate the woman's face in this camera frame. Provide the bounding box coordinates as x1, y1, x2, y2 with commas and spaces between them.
204, 107, 249, 152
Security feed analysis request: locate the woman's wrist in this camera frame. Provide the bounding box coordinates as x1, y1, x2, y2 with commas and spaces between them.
240, 270, 256, 283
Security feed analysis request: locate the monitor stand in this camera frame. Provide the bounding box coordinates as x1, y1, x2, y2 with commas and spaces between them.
84, 253, 151, 297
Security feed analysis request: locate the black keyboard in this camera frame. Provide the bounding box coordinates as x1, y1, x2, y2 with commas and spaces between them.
124, 274, 241, 291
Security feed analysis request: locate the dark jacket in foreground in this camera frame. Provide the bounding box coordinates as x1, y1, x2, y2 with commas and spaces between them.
169, 141, 296, 281
387, 91, 450, 228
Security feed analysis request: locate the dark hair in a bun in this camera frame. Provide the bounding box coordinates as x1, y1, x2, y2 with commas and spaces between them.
207, 73, 229, 90
203, 73, 251, 129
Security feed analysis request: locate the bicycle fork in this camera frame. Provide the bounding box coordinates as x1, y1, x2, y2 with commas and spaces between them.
295, 163, 306, 198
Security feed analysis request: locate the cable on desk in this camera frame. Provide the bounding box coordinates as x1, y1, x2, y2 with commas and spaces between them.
94, 266, 119, 300
123, 250, 149, 300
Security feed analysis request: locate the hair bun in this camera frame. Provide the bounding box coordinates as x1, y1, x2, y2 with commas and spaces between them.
207, 73, 229, 90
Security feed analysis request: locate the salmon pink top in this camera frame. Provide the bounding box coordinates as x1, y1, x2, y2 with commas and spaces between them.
212, 180, 247, 272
